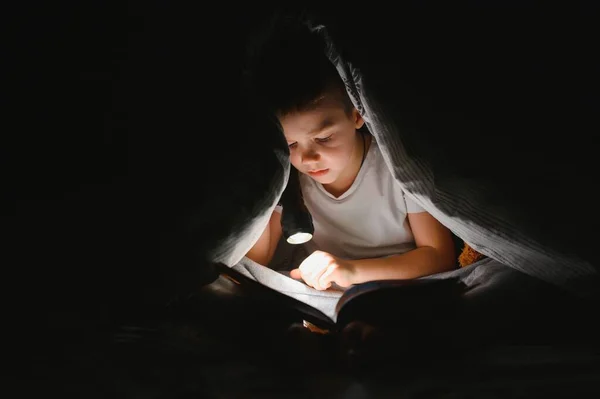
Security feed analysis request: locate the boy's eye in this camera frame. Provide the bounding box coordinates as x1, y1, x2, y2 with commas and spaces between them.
316, 134, 332, 143
288, 142, 297, 149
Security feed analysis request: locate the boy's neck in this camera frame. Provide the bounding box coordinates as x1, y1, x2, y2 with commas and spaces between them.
323, 133, 371, 198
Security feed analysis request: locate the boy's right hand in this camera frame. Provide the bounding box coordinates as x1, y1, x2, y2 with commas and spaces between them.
290, 250, 356, 290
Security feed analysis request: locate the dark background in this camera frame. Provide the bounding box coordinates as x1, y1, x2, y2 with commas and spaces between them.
8, 2, 600, 397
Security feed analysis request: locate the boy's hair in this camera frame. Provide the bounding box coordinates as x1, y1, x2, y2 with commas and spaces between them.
246, 20, 354, 118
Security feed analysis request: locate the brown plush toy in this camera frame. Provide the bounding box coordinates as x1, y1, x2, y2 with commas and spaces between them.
458, 242, 486, 267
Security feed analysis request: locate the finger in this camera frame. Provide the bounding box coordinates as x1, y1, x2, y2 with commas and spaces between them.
294, 264, 316, 288
304, 264, 323, 290
311, 261, 334, 291
316, 255, 339, 290
318, 265, 337, 290
297, 253, 323, 288
290, 268, 302, 280
303, 270, 318, 289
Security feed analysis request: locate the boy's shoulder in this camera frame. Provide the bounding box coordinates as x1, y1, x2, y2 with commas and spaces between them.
363, 137, 387, 174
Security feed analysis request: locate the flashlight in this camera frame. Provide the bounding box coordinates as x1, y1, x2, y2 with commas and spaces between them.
280, 168, 314, 245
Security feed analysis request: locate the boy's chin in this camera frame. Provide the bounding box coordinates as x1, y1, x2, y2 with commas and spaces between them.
308, 173, 337, 185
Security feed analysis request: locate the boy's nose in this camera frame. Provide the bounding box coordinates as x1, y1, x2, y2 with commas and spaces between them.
301, 148, 320, 164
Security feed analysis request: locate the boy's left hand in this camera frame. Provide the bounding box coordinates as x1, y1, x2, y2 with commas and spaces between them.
290, 250, 356, 290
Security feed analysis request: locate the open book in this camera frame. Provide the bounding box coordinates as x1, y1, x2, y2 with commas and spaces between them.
218, 257, 466, 333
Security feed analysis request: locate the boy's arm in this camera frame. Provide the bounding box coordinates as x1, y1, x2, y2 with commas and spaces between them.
291, 211, 456, 290
245, 210, 282, 266
349, 211, 456, 283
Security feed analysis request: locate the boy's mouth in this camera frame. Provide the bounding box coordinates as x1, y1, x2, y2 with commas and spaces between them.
307, 168, 329, 177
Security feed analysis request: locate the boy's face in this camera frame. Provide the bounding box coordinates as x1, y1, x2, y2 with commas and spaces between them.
279, 96, 365, 187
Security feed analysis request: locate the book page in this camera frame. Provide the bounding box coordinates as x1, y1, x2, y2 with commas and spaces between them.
232, 256, 344, 322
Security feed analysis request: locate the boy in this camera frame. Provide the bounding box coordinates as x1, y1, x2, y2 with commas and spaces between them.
246, 23, 456, 290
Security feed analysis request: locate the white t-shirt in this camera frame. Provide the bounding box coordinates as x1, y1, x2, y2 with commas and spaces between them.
294, 137, 425, 260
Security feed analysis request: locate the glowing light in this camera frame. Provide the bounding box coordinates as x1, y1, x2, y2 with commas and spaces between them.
286, 232, 313, 244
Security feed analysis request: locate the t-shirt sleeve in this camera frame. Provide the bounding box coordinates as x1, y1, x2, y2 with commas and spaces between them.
274, 204, 283, 214
403, 191, 426, 214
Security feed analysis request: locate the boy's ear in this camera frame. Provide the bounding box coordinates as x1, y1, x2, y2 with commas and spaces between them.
352, 108, 365, 129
